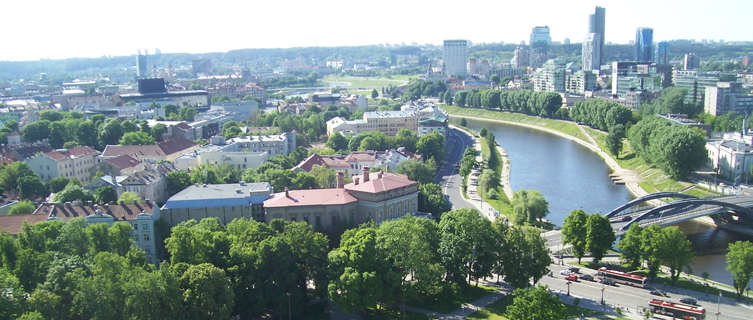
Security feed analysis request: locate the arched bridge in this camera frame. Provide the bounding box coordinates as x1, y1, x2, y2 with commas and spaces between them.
605, 192, 698, 218
608, 193, 753, 235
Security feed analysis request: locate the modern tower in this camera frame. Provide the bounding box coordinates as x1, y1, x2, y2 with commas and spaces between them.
655, 41, 670, 65
582, 33, 601, 71
530, 26, 551, 45
513, 46, 529, 69
136, 50, 148, 78
684, 53, 700, 70
443, 40, 468, 77
588, 6, 606, 66
635, 28, 654, 62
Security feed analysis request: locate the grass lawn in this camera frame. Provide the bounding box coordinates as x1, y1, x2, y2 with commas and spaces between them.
446, 106, 718, 200
478, 137, 514, 216
407, 284, 497, 314
322, 75, 409, 89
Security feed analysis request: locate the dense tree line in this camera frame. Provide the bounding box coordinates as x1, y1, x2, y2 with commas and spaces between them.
254, 105, 351, 143
562, 210, 616, 264
327, 129, 445, 163
401, 80, 448, 101
0, 162, 47, 201
453, 89, 562, 118
641, 87, 702, 117
617, 224, 695, 283
569, 99, 633, 131
627, 116, 707, 179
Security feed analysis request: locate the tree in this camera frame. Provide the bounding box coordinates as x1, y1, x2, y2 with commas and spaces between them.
76, 120, 98, 148
561, 209, 588, 263
585, 214, 615, 264
726, 241, 753, 297
477, 169, 498, 198
18, 175, 47, 200
0, 268, 26, 320
150, 123, 167, 141
418, 182, 451, 215
606, 124, 625, 157
48, 122, 67, 149
505, 286, 567, 320
511, 190, 549, 225
119, 131, 155, 145
371, 89, 378, 99
438, 209, 496, 286
0, 162, 36, 193
641, 225, 662, 278
358, 136, 378, 151
9, 200, 35, 215
21, 120, 50, 143
166, 171, 191, 197
393, 129, 418, 153
99, 118, 123, 147
309, 165, 337, 188
326, 133, 349, 152
52, 184, 94, 203
395, 159, 435, 184
617, 223, 644, 269
179, 263, 235, 320
416, 130, 445, 162
118, 192, 141, 204
94, 186, 118, 204
654, 226, 694, 283
178, 106, 197, 122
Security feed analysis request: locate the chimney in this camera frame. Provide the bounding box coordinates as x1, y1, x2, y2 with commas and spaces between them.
354, 176, 360, 185
285, 187, 289, 197
336, 171, 344, 188
378, 170, 383, 179
362, 166, 370, 182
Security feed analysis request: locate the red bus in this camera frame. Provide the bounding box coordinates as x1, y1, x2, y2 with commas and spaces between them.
649, 299, 706, 320
597, 267, 647, 288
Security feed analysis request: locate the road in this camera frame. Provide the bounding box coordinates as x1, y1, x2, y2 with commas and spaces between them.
436, 127, 476, 210
540, 263, 753, 320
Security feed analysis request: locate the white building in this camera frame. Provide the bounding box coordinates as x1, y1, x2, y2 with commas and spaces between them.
707, 131, 753, 184
443, 40, 469, 77
582, 33, 601, 71
26, 146, 100, 182
174, 133, 293, 170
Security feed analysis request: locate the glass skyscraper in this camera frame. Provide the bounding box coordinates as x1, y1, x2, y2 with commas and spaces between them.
635, 28, 653, 62
655, 41, 669, 65
588, 6, 605, 67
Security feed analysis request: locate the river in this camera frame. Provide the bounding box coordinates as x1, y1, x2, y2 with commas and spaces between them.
461, 117, 751, 286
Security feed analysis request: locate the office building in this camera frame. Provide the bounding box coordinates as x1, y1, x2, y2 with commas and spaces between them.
513, 46, 529, 69
119, 78, 209, 107
684, 53, 700, 70
567, 70, 597, 95
136, 50, 148, 78
705, 82, 753, 116
530, 26, 551, 68
588, 6, 606, 67
530, 26, 551, 45
635, 28, 654, 62
443, 40, 469, 77
673, 70, 736, 105
655, 41, 670, 65
611, 61, 664, 98
533, 59, 567, 93
582, 33, 601, 71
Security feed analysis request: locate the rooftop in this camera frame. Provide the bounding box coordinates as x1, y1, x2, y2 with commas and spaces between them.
363, 110, 417, 119
44, 146, 99, 161
162, 182, 273, 209
263, 188, 357, 208
103, 154, 141, 170
0, 213, 50, 235
345, 172, 416, 193
33, 201, 157, 222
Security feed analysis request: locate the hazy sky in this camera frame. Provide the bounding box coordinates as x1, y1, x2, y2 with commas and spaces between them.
2, 0, 750, 61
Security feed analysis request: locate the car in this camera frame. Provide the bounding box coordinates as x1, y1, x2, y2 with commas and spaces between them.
567, 267, 580, 273
599, 278, 615, 286
650, 289, 669, 297
560, 270, 572, 276
580, 274, 594, 281
679, 297, 698, 305
565, 274, 578, 281
621, 215, 632, 222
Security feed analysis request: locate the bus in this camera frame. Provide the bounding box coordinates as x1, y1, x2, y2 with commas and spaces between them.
649, 299, 706, 320
597, 267, 647, 288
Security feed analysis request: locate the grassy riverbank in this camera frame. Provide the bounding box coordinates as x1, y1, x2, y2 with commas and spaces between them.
446, 105, 717, 199
479, 136, 514, 216
322, 75, 410, 89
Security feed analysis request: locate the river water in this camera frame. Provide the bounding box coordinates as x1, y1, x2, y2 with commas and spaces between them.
462, 117, 751, 286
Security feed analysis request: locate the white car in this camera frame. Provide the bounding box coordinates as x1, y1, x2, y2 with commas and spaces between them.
559, 270, 572, 276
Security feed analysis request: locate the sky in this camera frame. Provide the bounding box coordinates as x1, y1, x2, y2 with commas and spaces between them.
2, 0, 751, 61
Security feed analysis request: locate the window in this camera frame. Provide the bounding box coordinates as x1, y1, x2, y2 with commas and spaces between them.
143, 234, 150, 241
133, 224, 138, 230
142, 224, 150, 231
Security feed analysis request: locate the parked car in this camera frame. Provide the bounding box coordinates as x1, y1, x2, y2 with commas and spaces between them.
599, 278, 615, 286
560, 270, 572, 276
650, 289, 669, 297
567, 267, 580, 274
580, 274, 594, 281
621, 215, 632, 222
565, 274, 578, 281
679, 297, 698, 305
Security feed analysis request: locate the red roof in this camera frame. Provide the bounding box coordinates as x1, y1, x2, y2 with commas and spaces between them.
103, 154, 141, 170
158, 138, 197, 155
345, 172, 416, 193
44, 146, 99, 161
293, 154, 349, 172
34, 201, 157, 222
344, 151, 376, 162
263, 188, 357, 208
103, 144, 165, 159
0, 213, 50, 235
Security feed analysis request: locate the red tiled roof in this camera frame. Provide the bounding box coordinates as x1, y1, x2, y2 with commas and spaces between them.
293, 154, 349, 172
263, 188, 357, 208
158, 138, 197, 155
344, 151, 376, 162
103, 154, 141, 170
34, 201, 157, 222
103, 144, 165, 159
44, 146, 99, 161
345, 172, 416, 194
0, 214, 50, 235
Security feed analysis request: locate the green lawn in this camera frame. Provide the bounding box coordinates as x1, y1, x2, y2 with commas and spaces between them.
479, 137, 514, 216
322, 75, 409, 89
407, 284, 497, 314
446, 106, 718, 200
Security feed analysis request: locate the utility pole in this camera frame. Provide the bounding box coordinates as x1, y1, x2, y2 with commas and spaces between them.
716, 291, 721, 320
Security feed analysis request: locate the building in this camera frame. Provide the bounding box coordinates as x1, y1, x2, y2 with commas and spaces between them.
611, 61, 664, 98
588, 6, 606, 67
743, 55, 752, 67
34, 201, 161, 264
512, 46, 529, 69
293, 148, 420, 178
530, 26, 551, 45
635, 28, 654, 62
119, 78, 209, 107
653, 41, 670, 65
102, 138, 198, 162
582, 33, 601, 71
26, 146, 100, 182
705, 82, 753, 116
264, 168, 418, 231
443, 40, 469, 77
223, 132, 296, 156
534, 59, 567, 93
567, 70, 597, 95
173, 132, 294, 170
309, 93, 341, 106
467, 58, 490, 77
136, 51, 148, 78
327, 103, 447, 137
684, 53, 700, 70
85, 162, 176, 203
160, 182, 273, 226
707, 131, 753, 184
673, 70, 737, 105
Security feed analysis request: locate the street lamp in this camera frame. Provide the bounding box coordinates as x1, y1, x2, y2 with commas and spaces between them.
286, 292, 292, 320
600, 284, 605, 305
566, 281, 571, 296
716, 291, 721, 320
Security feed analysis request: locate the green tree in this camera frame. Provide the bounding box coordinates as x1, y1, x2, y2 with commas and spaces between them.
395, 159, 435, 184
505, 286, 567, 320
94, 186, 118, 204
52, 184, 94, 203
119, 131, 155, 145
641, 225, 662, 278
48, 122, 67, 149
326, 133, 349, 152
99, 118, 123, 147
150, 123, 167, 141
0, 268, 27, 320
478, 169, 498, 198
177, 106, 197, 122
438, 208, 496, 286
416, 130, 445, 162
655, 226, 694, 283
0, 162, 36, 193
617, 223, 644, 269
56, 217, 89, 257
502, 226, 552, 288
9, 200, 35, 215
511, 190, 549, 225
21, 120, 51, 143
585, 214, 615, 263
18, 175, 47, 200
371, 88, 378, 99
561, 209, 588, 263
358, 136, 378, 151
606, 124, 625, 157
726, 241, 753, 297
393, 129, 418, 153
118, 192, 141, 204
166, 171, 191, 197
76, 120, 98, 148
418, 182, 451, 215
179, 263, 235, 320
309, 165, 337, 188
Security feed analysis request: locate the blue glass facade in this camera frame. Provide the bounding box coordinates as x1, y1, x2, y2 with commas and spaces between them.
635, 28, 653, 62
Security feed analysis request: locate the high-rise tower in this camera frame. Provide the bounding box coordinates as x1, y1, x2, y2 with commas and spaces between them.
655, 41, 670, 65
635, 28, 654, 62
588, 6, 605, 67
582, 33, 601, 71
136, 50, 148, 78
443, 40, 468, 77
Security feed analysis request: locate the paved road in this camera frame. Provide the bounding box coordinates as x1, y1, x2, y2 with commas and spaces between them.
540, 263, 753, 320
437, 128, 476, 210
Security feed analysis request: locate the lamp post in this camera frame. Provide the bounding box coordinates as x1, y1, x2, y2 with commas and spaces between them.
716, 291, 721, 320
286, 292, 292, 320
566, 281, 571, 296
600, 284, 605, 305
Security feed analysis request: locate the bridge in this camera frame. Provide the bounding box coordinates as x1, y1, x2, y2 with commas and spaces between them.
606, 192, 753, 235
